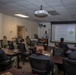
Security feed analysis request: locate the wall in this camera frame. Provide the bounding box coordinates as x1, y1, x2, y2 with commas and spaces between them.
0, 13, 4, 39
0, 13, 38, 40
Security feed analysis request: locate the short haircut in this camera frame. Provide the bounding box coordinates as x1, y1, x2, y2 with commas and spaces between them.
60, 38, 64, 42
20, 39, 24, 43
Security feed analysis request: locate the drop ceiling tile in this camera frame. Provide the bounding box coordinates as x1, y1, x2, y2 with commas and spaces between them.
61, 0, 76, 5
43, 0, 61, 3
46, 1, 63, 7
27, 0, 49, 7
53, 6, 66, 11
44, 7, 54, 11
15, 0, 33, 6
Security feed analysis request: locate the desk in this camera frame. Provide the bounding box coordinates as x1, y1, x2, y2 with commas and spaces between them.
50, 55, 64, 73
2, 48, 22, 69
50, 55, 63, 64
0, 68, 35, 75
50, 46, 76, 51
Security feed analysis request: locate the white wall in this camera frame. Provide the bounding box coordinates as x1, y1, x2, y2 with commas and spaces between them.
0, 13, 4, 39
0, 13, 38, 40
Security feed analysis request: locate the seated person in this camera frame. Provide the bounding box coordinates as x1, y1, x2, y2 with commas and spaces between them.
12, 38, 18, 49
18, 39, 31, 62
30, 45, 54, 70
0, 48, 17, 67
34, 34, 39, 39
25, 36, 31, 45
59, 38, 69, 50
68, 51, 76, 60
40, 37, 48, 50
8, 38, 18, 49
59, 38, 69, 56
2, 36, 9, 48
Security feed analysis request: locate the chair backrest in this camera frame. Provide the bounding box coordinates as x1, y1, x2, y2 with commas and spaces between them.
29, 56, 51, 75
53, 48, 64, 56
8, 41, 14, 49
0, 49, 6, 60
18, 43, 26, 52
63, 58, 76, 75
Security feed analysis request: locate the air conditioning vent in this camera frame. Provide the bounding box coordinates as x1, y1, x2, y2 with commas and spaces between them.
48, 11, 60, 15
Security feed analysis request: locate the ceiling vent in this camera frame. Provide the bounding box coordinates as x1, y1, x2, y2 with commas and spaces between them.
48, 11, 59, 15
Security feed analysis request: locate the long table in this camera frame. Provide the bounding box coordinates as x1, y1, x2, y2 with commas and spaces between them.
2, 48, 22, 69
50, 55, 63, 64
50, 55, 64, 73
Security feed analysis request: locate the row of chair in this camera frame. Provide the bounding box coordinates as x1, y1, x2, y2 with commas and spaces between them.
52, 47, 76, 75
29, 56, 76, 75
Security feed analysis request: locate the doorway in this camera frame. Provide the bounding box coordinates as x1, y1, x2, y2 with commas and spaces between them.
17, 26, 25, 39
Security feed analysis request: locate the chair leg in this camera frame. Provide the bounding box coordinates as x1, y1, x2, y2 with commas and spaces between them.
51, 70, 54, 75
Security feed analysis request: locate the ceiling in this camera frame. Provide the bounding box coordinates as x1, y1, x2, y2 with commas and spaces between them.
0, 0, 76, 22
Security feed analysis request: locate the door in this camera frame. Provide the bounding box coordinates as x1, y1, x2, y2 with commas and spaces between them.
17, 26, 25, 39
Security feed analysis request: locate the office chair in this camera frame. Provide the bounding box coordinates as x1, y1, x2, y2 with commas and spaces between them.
53, 48, 64, 56
52, 48, 64, 73
8, 41, 14, 49
63, 58, 76, 75
29, 56, 53, 75
0, 55, 12, 71
18, 43, 31, 64
0, 49, 12, 71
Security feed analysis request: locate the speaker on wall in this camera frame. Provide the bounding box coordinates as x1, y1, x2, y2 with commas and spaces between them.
39, 24, 43, 27
44, 25, 46, 27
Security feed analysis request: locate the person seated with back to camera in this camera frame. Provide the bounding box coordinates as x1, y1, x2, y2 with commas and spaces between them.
0, 48, 17, 68
25, 36, 31, 46
59, 38, 72, 56
68, 51, 76, 60
30, 45, 54, 70
18, 39, 31, 61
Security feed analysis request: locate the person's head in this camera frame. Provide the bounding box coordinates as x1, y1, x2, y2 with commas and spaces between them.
45, 31, 47, 34
26, 36, 29, 38
36, 46, 44, 54
3, 36, 7, 39
60, 38, 64, 43
20, 39, 25, 43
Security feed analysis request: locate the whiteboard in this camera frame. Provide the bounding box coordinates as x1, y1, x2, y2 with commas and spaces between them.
51, 24, 76, 43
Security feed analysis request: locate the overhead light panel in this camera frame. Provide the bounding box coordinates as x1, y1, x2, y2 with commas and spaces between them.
14, 14, 29, 18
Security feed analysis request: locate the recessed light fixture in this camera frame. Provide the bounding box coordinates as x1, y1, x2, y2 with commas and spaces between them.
14, 14, 29, 18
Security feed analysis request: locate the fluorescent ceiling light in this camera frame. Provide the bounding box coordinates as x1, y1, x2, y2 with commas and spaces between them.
14, 14, 29, 18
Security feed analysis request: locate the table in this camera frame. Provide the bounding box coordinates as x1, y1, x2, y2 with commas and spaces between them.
0, 68, 35, 75
50, 55, 64, 73
50, 46, 76, 51
50, 55, 63, 64
2, 48, 22, 69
